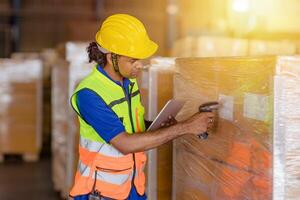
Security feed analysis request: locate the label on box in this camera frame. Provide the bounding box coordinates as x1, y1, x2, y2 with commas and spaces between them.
244, 93, 269, 121
218, 94, 234, 121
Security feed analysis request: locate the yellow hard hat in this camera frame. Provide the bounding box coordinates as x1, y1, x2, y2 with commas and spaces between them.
95, 14, 158, 59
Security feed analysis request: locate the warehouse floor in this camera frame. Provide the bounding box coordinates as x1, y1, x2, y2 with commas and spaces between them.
0, 154, 61, 200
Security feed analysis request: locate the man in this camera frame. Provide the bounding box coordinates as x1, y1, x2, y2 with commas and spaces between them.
69, 14, 215, 200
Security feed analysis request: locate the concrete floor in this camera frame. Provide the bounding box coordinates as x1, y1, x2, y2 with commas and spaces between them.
0, 155, 61, 200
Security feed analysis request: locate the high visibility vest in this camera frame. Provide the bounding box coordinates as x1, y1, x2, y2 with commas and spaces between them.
69, 66, 147, 199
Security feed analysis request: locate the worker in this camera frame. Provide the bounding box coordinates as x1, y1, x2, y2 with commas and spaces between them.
69, 14, 215, 200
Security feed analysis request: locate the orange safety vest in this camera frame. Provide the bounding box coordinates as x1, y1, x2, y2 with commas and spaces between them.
69, 67, 147, 199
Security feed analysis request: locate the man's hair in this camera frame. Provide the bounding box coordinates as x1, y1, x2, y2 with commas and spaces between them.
87, 42, 107, 67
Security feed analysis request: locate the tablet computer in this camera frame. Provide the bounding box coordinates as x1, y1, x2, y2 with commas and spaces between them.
147, 99, 185, 131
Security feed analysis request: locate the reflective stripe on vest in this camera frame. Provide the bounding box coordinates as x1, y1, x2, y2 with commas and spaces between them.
108, 89, 140, 108
78, 160, 132, 185
80, 136, 124, 157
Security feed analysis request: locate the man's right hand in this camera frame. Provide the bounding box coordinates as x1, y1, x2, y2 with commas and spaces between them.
111, 111, 215, 154
182, 112, 215, 136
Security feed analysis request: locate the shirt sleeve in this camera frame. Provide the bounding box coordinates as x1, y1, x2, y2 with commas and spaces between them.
76, 88, 125, 143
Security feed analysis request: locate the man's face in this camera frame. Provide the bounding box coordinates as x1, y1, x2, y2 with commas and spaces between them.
117, 56, 143, 79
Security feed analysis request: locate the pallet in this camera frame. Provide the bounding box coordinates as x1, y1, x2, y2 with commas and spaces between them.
0, 153, 39, 163
23, 153, 39, 162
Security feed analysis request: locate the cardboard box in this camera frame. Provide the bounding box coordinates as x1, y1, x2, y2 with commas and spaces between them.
193, 36, 248, 57
173, 56, 300, 200
138, 57, 175, 200
171, 36, 248, 57
11, 49, 58, 151
0, 59, 43, 157
172, 36, 298, 58
249, 40, 297, 56
56, 42, 89, 64
51, 43, 93, 198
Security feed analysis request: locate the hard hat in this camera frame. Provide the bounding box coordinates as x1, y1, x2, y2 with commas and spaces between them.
95, 14, 158, 59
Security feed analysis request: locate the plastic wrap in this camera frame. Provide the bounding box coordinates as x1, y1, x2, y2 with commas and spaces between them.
56, 42, 89, 64
65, 42, 89, 64
249, 40, 297, 56
137, 57, 175, 200
0, 59, 43, 157
10, 49, 58, 153
193, 36, 248, 57
173, 56, 300, 200
52, 41, 93, 197
171, 36, 248, 57
172, 36, 195, 57
273, 57, 300, 200
172, 36, 298, 58
51, 45, 94, 198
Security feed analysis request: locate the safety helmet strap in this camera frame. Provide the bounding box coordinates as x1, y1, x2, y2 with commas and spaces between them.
111, 53, 123, 76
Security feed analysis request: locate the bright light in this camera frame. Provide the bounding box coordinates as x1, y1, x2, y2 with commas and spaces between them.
232, 0, 250, 13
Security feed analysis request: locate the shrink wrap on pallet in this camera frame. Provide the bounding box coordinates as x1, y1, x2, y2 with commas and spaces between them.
173, 56, 300, 200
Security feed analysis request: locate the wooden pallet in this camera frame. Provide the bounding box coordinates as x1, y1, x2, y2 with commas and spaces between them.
0, 153, 39, 163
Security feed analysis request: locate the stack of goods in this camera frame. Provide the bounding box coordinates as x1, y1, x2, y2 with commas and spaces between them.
0, 59, 43, 162
249, 40, 297, 56
172, 36, 298, 58
137, 57, 175, 200
51, 42, 94, 198
173, 56, 300, 200
11, 49, 58, 152
171, 37, 195, 58
171, 36, 248, 57
193, 36, 248, 57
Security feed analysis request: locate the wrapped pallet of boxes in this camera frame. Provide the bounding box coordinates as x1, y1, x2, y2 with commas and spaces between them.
51, 42, 93, 198
249, 40, 297, 56
193, 36, 248, 57
56, 42, 89, 64
171, 37, 195, 57
137, 57, 175, 200
173, 56, 300, 200
11, 50, 58, 151
0, 59, 43, 161
172, 36, 248, 57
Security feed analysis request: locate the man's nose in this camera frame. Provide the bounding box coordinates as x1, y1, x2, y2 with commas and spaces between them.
134, 62, 143, 70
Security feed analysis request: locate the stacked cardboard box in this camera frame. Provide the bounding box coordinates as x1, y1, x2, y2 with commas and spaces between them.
138, 57, 175, 200
249, 40, 297, 56
171, 36, 248, 57
193, 36, 248, 57
11, 50, 58, 152
172, 37, 195, 58
51, 42, 93, 198
172, 36, 298, 58
0, 59, 43, 161
172, 56, 300, 200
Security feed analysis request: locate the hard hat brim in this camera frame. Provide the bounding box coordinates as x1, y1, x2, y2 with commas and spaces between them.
136, 40, 158, 59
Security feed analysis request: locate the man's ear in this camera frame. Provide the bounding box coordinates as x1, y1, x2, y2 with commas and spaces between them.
106, 53, 113, 65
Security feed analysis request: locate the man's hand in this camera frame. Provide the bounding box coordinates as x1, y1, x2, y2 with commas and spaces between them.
110, 112, 215, 154
181, 112, 215, 136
